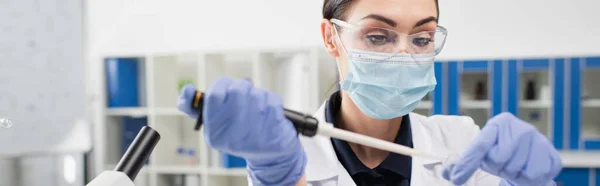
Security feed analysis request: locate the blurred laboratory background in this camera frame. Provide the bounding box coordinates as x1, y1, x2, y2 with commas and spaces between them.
1, 0, 600, 185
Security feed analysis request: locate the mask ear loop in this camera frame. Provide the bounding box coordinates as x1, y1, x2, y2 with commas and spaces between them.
332, 24, 349, 55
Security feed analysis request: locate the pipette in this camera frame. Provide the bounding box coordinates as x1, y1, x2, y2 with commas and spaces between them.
189, 91, 443, 160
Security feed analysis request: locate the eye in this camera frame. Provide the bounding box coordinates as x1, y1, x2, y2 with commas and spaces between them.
366, 35, 392, 46
412, 37, 433, 47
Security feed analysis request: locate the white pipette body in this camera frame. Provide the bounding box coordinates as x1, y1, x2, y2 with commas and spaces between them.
317, 123, 455, 185
316, 122, 445, 160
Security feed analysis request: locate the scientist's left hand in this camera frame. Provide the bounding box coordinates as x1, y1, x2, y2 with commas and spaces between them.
442, 112, 562, 186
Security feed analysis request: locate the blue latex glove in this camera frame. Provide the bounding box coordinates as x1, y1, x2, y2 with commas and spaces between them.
443, 112, 562, 186
177, 78, 306, 186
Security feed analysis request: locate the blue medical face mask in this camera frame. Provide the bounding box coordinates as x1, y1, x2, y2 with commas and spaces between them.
340, 50, 437, 119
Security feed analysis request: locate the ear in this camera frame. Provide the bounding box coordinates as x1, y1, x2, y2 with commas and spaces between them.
321, 19, 341, 57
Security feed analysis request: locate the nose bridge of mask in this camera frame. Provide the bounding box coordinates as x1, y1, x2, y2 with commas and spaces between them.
348, 50, 409, 61
348, 49, 436, 61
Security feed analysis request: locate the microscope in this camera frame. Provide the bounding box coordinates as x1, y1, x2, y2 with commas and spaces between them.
86, 126, 161, 186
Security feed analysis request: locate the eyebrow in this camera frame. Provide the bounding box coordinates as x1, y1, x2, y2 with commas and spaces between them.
414, 16, 438, 28
361, 14, 438, 28
362, 14, 397, 27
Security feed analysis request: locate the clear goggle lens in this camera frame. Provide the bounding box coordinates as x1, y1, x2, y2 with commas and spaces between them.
332, 19, 447, 62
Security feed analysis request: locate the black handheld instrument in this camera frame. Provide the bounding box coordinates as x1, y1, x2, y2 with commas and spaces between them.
190, 91, 319, 137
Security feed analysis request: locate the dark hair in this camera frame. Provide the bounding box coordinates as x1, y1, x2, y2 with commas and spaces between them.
323, 0, 439, 20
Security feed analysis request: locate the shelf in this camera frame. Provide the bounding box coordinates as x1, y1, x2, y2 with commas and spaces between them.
153, 165, 203, 174
461, 100, 491, 109
519, 100, 551, 109
415, 101, 432, 109
206, 167, 248, 176
93, 49, 363, 185
105, 107, 148, 117
105, 107, 188, 116
560, 151, 600, 168
153, 107, 187, 116
582, 99, 600, 108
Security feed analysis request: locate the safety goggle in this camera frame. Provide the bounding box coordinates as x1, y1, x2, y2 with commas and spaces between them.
331, 19, 448, 58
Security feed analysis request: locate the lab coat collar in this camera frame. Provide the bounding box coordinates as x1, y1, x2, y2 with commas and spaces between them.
303, 102, 450, 184
302, 103, 346, 182
408, 113, 450, 165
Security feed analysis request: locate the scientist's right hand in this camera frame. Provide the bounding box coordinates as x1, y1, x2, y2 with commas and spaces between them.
177, 77, 306, 186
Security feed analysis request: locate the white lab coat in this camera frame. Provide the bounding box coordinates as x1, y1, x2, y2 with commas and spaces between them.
249, 102, 502, 186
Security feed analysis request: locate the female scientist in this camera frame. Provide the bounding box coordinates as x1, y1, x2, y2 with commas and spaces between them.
178, 0, 562, 185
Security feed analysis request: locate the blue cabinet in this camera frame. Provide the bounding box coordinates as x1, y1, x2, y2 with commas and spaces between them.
433, 57, 600, 150
555, 168, 590, 186
105, 58, 141, 107
585, 140, 600, 150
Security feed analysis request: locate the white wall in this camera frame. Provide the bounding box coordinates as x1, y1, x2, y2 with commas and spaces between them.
86, 0, 600, 59
86, 0, 323, 56
437, 0, 600, 60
